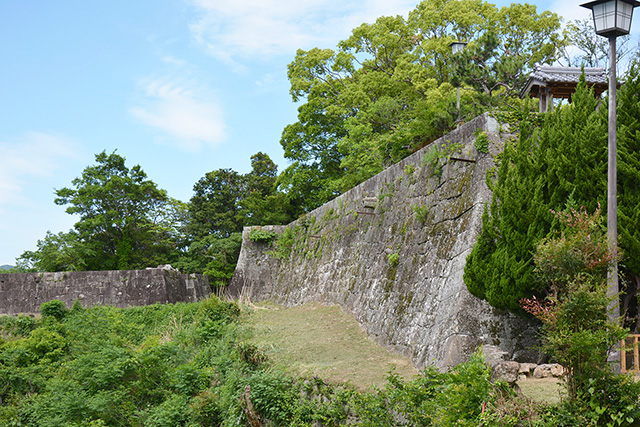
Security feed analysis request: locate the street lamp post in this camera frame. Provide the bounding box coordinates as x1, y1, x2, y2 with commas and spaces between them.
580, 0, 639, 328
450, 41, 467, 127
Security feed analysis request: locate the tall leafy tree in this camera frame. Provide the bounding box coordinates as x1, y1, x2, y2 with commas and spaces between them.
281, 0, 563, 213
51, 151, 178, 270
178, 152, 292, 286
188, 168, 245, 241
240, 152, 293, 226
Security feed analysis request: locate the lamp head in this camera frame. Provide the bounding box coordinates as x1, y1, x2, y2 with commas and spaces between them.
581, 0, 640, 37
449, 41, 467, 55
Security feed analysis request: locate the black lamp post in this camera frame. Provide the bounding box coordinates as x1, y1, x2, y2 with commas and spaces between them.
449, 41, 467, 127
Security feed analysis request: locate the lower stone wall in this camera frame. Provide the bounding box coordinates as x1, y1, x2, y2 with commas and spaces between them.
0, 266, 210, 314
230, 114, 540, 370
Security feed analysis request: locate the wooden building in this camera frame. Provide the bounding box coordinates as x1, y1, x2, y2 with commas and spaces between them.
520, 65, 610, 112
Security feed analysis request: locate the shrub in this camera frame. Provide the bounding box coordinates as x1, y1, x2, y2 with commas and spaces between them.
39, 299, 68, 321
247, 227, 278, 245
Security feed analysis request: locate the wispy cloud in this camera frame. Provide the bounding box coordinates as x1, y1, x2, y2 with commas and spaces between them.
129, 77, 226, 152
187, 0, 417, 63
0, 132, 80, 209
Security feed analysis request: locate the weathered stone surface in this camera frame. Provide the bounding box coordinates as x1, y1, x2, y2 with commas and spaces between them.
0, 267, 210, 314
533, 364, 564, 378
229, 113, 539, 370
518, 363, 538, 376
492, 361, 520, 385
483, 344, 510, 367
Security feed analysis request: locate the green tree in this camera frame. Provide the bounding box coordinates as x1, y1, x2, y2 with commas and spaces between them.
188, 168, 244, 241
52, 151, 178, 270
281, 0, 563, 213
465, 65, 640, 314
15, 230, 92, 272
239, 152, 293, 226
178, 153, 292, 285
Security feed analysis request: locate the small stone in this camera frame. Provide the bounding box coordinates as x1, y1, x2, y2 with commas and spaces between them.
533, 364, 563, 378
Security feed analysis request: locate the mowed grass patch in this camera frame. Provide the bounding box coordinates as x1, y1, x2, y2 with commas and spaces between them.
246, 302, 417, 390
517, 377, 565, 405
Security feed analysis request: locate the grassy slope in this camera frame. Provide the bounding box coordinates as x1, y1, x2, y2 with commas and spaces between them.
246, 302, 417, 390
245, 301, 568, 404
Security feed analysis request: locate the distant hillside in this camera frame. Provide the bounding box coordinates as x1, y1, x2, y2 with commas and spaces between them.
0, 265, 15, 271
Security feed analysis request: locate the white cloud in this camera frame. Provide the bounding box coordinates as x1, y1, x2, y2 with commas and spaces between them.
129, 77, 226, 152
0, 132, 79, 208
187, 0, 417, 63
549, 1, 591, 26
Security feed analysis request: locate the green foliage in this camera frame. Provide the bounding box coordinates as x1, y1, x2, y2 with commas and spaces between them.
39, 299, 68, 321
466, 63, 640, 313
51, 150, 179, 271
386, 252, 400, 266
2, 300, 632, 426
270, 226, 296, 260
465, 75, 608, 311
278, 0, 564, 213
178, 152, 294, 284
247, 227, 278, 245
422, 141, 462, 180
16, 230, 91, 272
413, 204, 430, 224
474, 130, 489, 154
519, 207, 640, 426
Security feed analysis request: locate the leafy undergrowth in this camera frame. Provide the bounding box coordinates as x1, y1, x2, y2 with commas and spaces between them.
247, 302, 417, 389
1, 297, 638, 426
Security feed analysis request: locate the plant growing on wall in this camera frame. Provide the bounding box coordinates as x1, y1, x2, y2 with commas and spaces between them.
248, 228, 278, 245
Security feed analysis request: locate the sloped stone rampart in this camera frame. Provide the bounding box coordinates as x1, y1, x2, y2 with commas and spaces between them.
230, 113, 539, 370
0, 267, 210, 314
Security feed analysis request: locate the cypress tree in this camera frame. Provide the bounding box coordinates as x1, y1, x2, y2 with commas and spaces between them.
464, 74, 610, 310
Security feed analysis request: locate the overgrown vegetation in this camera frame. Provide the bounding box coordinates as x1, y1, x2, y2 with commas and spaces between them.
2, 289, 638, 426
519, 207, 640, 426
465, 64, 640, 319
247, 228, 278, 245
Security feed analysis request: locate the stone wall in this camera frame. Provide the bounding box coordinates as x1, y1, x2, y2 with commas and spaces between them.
229, 113, 539, 370
0, 266, 210, 314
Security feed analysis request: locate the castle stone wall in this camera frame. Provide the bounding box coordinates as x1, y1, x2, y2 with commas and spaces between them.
0, 266, 210, 314
230, 113, 539, 370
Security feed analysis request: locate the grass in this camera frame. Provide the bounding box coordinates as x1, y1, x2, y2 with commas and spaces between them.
517, 377, 564, 405
245, 301, 417, 390
243, 301, 573, 403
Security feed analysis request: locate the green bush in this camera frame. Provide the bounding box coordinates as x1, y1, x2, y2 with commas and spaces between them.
39, 299, 68, 320
247, 227, 278, 245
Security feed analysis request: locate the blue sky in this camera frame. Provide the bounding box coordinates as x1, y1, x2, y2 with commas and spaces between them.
0, 0, 629, 265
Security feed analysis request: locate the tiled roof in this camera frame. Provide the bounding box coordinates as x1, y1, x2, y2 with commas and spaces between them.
529, 65, 608, 85
520, 65, 609, 99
